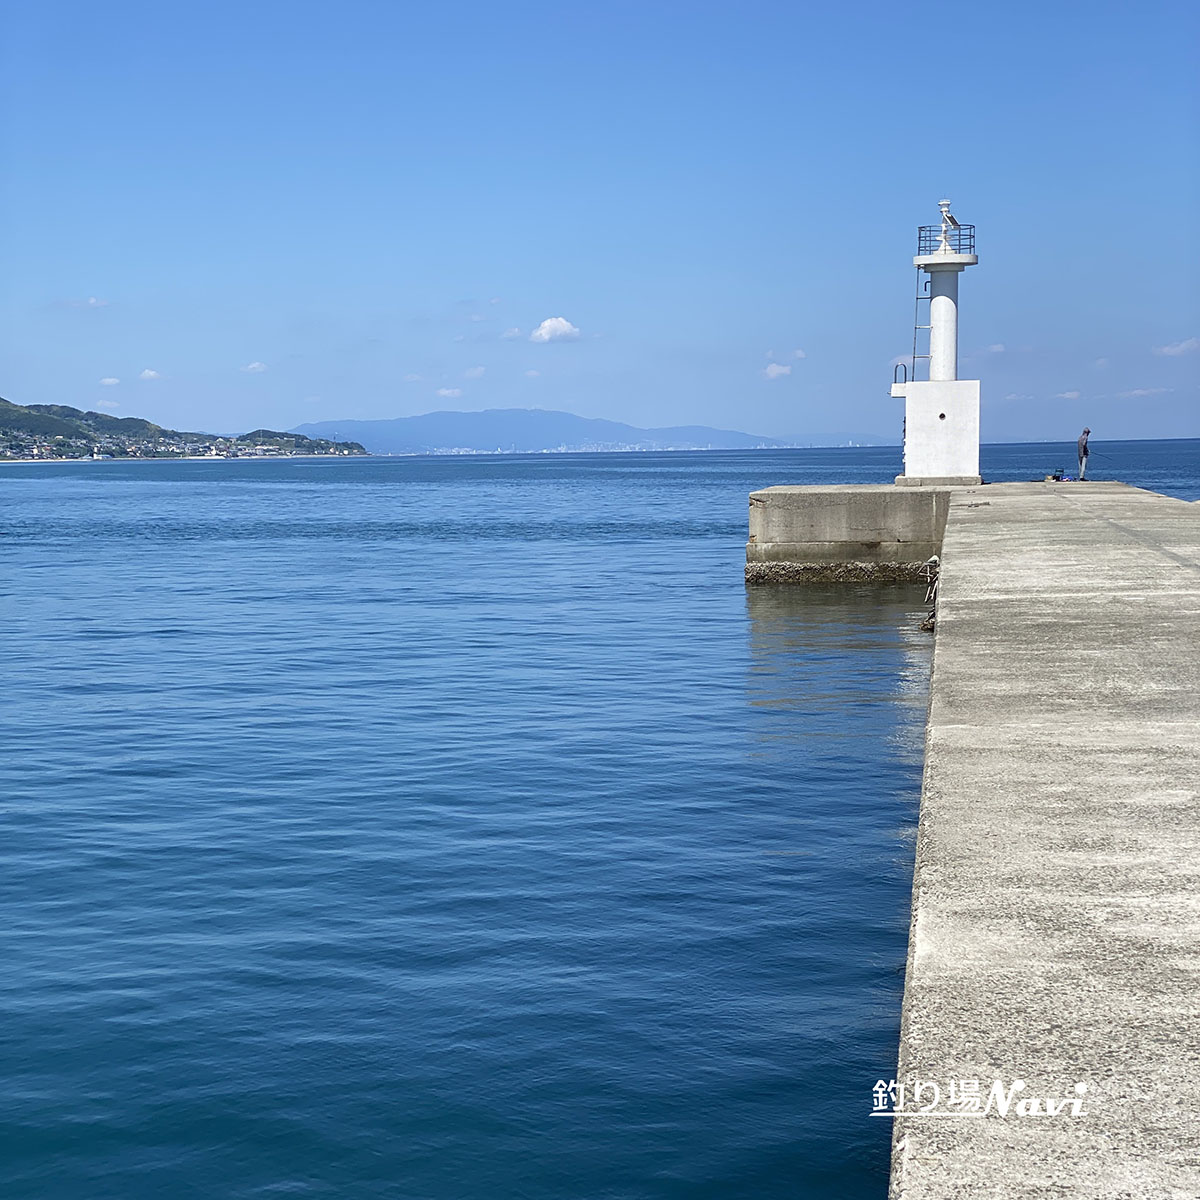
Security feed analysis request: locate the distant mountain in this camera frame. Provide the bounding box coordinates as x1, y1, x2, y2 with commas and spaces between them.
292, 408, 789, 454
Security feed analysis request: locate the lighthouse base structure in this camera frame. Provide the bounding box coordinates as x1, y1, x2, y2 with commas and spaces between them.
896, 380, 981, 487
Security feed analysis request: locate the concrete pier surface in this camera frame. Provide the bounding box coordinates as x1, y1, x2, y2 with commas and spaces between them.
891, 482, 1200, 1198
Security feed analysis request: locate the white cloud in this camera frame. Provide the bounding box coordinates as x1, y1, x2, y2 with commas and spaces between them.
403, 373, 421, 382
530, 317, 580, 343
95, 398, 120, 411
501, 327, 522, 340
1094, 357, 1110, 368
463, 366, 486, 380
1152, 337, 1199, 356
1003, 393, 1031, 401
138, 368, 161, 381
240, 361, 267, 373
1117, 387, 1171, 398
763, 363, 792, 380
469, 313, 485, 322
99, 376, 120, 386
986, 343, 1006, 354
436, 387, 463, 398
1055, 390, 1081, 400
489, 297, 502, 306
452, 334, 465, 343
525, 369, 540, 377
86, 297, 109, 308
793, 348, 807, 359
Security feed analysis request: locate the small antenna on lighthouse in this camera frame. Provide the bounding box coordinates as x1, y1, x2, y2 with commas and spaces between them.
936, 199, 958, 251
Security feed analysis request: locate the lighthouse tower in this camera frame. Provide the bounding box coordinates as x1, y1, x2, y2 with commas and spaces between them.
890, 200, 982, 485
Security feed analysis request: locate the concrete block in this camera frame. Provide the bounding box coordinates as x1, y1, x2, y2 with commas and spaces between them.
745, 484, 951, 581
901, 380, 980, 481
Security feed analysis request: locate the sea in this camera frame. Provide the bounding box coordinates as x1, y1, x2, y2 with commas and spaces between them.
2, 439, 1196, 1200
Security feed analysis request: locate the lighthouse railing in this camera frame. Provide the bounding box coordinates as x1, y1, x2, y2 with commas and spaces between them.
916, 224, 975, 255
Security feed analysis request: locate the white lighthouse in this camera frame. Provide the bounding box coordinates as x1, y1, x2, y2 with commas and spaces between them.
890, 200, 982, 485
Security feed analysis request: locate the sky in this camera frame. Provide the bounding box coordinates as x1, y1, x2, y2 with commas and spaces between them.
2, 0, 1197, 443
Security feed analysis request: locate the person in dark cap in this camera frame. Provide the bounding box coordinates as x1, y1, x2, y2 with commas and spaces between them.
1077, 427, 1090, 480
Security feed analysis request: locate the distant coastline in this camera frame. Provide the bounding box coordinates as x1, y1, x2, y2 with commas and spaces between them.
6, 436, 1198, 468
0, 452, 368, 466
0, 397, 368, 462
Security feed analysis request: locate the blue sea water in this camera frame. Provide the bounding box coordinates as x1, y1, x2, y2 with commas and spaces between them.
2, 439, 1196, 1200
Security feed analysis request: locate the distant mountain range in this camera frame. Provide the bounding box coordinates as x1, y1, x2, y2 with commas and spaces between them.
293, 408, 794, 454
1, 396, 891, 461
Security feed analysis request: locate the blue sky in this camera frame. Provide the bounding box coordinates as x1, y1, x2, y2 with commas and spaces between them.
2, 0, 1197, 442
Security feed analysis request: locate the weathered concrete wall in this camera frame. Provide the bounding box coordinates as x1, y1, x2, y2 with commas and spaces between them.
891, 482, 1200, 1198
745, 484, 950, 582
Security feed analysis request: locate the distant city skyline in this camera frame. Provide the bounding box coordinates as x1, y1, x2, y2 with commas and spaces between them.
2, 1, 1197, 443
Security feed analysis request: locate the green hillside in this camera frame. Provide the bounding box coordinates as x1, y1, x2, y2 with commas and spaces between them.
0, 398, 90, 440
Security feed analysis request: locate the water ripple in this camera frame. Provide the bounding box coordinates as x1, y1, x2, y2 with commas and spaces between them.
0, 450, 947, 1200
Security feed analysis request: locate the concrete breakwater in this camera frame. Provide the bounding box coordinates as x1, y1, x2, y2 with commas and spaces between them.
745, 485, 950, 583
748, 481, 1200, 1196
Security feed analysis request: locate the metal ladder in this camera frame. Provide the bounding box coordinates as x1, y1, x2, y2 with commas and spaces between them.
910, 267, 931, 383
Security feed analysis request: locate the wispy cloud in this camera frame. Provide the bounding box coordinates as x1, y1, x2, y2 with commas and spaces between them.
530, 317, 580, 343
763, 363, 792, 380
64, 296, 110, 308
1152, 337, 1199, 356
1055, 390, 1080, 400
1117, 387, 1172, 398
99, 376, 120, 386
525, 369, 540, 377
95, 398, 120, 411
986, 343, 1006, 354
436, 387, 463, 398
240, 361, 267, 374
501, 327, 522, 340
793, 348, 807, 359
403, 373, 421, 383
1094, 357, 1109, 368
138, 368, 161, 381
463, 366, 486, 380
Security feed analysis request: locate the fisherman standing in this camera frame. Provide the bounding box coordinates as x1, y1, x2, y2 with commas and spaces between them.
1077, 427, 1090, 480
